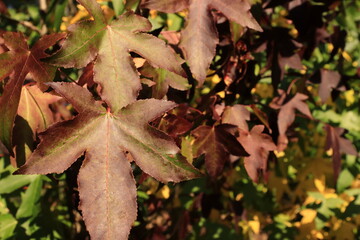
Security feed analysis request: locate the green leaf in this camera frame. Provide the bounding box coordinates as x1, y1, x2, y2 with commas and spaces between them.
337, 168, 354, 192
0, 214, 17, 240
48, 0, 185, 112
16, 175, 43, 219
0, 174, 37, 194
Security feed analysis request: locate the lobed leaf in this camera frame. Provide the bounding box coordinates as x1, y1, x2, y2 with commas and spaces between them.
48, 0, 185, 112
15, 82, 200, 240
0, 32, 65, 154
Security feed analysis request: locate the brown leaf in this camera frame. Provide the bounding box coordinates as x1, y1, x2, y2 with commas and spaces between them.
192, 124, 248, 177
238, 125, 276, 182
221, 104, 250, 131
0, 32, 65, 154
15, 82, 200, 240
144, 0, 261, 85
141, 0, 189, 13
12, 85, 60, 166
277, 93, 312, 151
325, 125, 358, 181
78, 62, 95, 87
319, 69, 341, 103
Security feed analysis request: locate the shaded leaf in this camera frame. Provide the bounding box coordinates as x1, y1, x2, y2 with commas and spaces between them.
319, 69, 341, 103
158, 113, 193, 138
0, 32, 65, 154
16, 176, 43, 219
277, 93, 312, 151
15, 82, 200, 240
140, 62, 190, 99
48, 0, 185, 112
78, 62, 95, 87
192, 124, 248, 177
142, 0, 189, 13
238, 125, 276, 182
144, 0, 261, 85
12, 85, 60, 166
221, 104, 250, 131
325, 125, 358, 181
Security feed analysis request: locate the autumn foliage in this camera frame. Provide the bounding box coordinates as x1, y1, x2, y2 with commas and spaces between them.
0, 0, 359, 239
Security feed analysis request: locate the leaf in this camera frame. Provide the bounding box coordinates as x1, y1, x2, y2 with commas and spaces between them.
16, 176, 43, 219
337, 168, 354, 193
238, 125, 276, 182
277, 93, 312, 151
0, 32, 65, 154
158, 113, 193, 138
17, 85, 60, 133
15, 82, 200, 240
78, 62, 95, 87
48, 0, 185, 112
140, 62, 190, 99
221, 104, 250, 131
319, 69, 341, 103
192, 124, 248, 177
142, 0, 189, 13
0, 214, 17, 240
325, 125, 358, 181
143, 0, 261, 85
12, 85, 60, 166
0, 174, 37, 194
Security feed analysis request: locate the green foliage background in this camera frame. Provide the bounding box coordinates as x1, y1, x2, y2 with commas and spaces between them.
0, 0, 359, 239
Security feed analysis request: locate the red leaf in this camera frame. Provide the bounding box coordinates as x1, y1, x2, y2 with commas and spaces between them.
238, 125, 276, 182
276, 93, 312, 151
0, 32, 65, 154
192, 124, 248, 177
319, 69, 341, 103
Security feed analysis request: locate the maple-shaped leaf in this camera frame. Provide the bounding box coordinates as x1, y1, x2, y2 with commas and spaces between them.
192, 124, 248, 177
12, 85, 60, 166
325, 125, 358, 181
15, 82, 200, 240
142, 0, 189, 13
276, 93, 312, 151
48, 0, 185, 113
319, 69, 341, 103
238, 125, 276, 182
0, 32, 65, 154
140, 62, 190, 99
142, 0, 262, 85
221, 104, 250, 131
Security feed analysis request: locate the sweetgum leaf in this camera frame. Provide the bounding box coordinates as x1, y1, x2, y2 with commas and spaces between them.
0, 32, 65, 154
142, 0, 189, 13
142, 0, 261, 85
13, 85, 60, 165
325, 125, 358, 181
48, 0, 185, 112
238, 125, 276, 182
15, 82, 200, 240
277, 93, 312, 151
319, 69, 341, 103
140, 62, 190, 99
221, 104, 250, 131
192, 124, 248, 177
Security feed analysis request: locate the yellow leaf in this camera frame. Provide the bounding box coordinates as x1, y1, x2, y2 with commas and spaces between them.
314, 176, 325, 193
248, 220, 260, 234
300, 209, 317, 224
156, 185, 170, 199
211, 74, 221, 84
344, 89, 355, 106
342, 51, 352, 62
